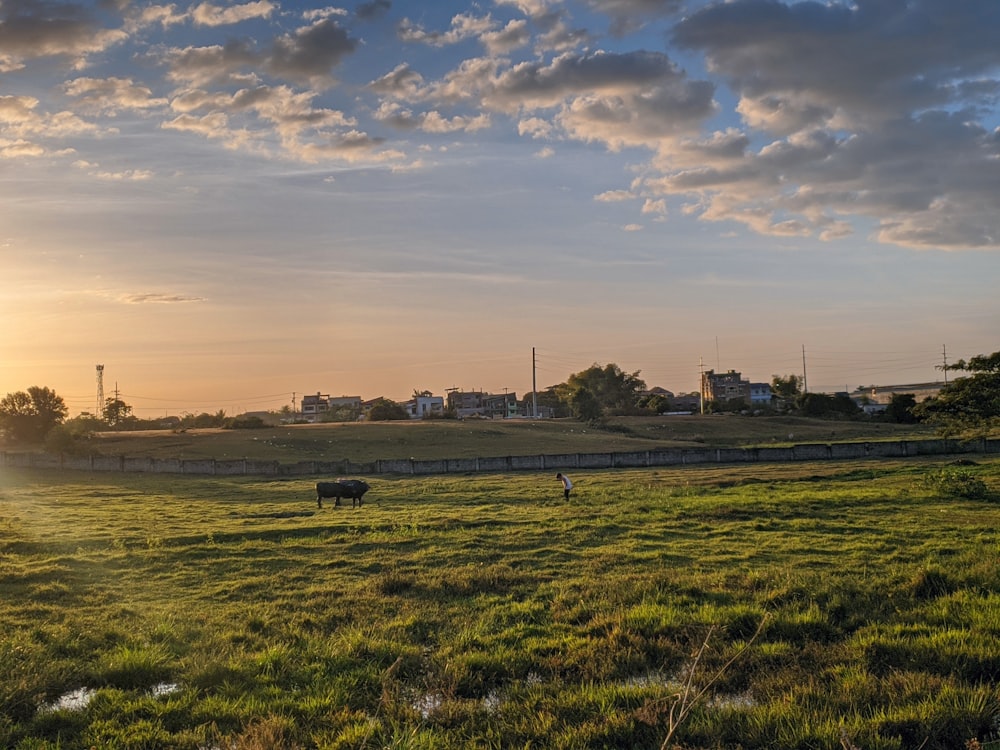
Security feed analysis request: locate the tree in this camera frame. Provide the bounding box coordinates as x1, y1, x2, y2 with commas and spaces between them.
557, 363, 646, 417
916, 351, 1000, 431
103, 397, 133, 427
569, 387, 603, 422
639, 393, 672, 414
534, 386, 569, 418
771, 374, 801, 403
796, 392, 861, 419
884, 393, 919, 424
0, 386, 69, 442
367, 398, 409, 421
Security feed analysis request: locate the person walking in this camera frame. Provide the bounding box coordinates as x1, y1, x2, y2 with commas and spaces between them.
556, 472, 573, 501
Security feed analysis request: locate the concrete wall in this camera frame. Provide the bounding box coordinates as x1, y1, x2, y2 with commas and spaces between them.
3, 437, 998, 478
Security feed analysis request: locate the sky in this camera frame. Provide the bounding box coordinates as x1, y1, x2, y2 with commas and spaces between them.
1, 0, 999, 417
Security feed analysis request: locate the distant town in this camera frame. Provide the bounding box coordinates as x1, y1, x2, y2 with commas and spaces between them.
249, 370, 946, 426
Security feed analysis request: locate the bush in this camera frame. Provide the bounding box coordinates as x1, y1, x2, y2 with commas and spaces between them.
921, 469, 992, 501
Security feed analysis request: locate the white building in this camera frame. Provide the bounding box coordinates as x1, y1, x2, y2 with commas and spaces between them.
405, 395, 445, 419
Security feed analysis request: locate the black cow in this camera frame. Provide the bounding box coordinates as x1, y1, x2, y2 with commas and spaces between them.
316, 479, 370, 508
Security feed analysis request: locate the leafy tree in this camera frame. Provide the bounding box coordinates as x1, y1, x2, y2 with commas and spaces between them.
534, 387, 569, 418
569, 387, 603, 422
103, 397, 133, 427
0, 386, 69, 443
180, 410, 228, 429
771, 374, 801, 402
916, 351, 1000, 432
884, 393, 920, 424
557, 363, 646, 417
367, 398, 409, 421
796, 392, 861, 419
639, 393, 672, 414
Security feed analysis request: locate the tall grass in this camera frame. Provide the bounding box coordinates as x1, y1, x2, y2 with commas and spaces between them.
1, 459, 999, 748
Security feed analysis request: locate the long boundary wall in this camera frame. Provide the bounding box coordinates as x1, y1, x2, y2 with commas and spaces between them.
2, 438, 998, 477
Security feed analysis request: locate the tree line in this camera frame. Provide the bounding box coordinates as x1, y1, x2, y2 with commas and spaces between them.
3, 353, 999, 448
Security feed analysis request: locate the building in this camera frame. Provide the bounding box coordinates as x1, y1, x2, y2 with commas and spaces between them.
701, 370, 751, 405
405, 395, 445, 419
749, 382, 773, 406
446, 389, 518, 418
855, 382, 944, 406
300, 393, 361, 423
300, 393, 330, 422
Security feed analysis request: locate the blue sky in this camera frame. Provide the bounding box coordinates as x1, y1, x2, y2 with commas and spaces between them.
1, 0, 998, 416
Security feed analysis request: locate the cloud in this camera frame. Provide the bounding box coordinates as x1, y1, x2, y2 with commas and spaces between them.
268, 18, 359, 85
398, 13, 494, 47
594, 189, 632, 202
484, 50, 712, 114
356, 1, 391, 21
191, 1, 275, 27
619, 0, 1000, 249
121, 293, 205, 303
585, 0, 685, 35
673, 0, 1000, 133
164, 18, 359, 88
63, 77, 169, 114
94, 169, 155, 181
0, 0, 127, 71
481, 19, 531, 56
0, 94, 108, 157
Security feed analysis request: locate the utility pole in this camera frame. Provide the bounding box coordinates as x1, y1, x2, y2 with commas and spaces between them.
942, 345, 948, 384
532, 347, 538, 418
699, 357, 705, 415
292, 392, 296, 415
801, 345, 808, 394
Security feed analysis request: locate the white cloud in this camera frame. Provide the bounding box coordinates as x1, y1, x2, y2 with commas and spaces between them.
191, 1, 276, 27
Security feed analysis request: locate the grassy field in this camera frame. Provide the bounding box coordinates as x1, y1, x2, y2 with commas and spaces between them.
2, 456, 999, 749
70, 415, 937, 463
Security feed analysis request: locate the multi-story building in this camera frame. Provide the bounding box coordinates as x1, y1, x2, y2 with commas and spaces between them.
701, 370, 750, 404
300, 393, 361, 422
446, 389, 518, 418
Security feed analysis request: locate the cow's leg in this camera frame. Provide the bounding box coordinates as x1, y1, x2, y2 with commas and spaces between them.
317, 496, 323, 508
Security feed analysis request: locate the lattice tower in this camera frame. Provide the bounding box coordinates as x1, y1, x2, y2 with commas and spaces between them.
96, 364, 105, 416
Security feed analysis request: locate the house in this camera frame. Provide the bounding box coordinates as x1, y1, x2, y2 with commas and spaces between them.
405, 395, 445, 419
749, 382, 773, 406
446, 389, 518, 418
482, 392, 518, 419
300, 393, 330, 422
300, 393, 361, 423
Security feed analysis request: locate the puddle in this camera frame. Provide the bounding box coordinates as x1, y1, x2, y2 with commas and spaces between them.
39, 682, 182, 714
412, 692, 444, 719
40, 687, 97, 713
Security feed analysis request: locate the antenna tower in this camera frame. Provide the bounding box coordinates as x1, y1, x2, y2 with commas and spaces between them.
96, 364, 105, 415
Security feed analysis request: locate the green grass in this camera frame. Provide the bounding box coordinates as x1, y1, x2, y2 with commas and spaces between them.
42, 414, 939, 463
1, 458, 999, 749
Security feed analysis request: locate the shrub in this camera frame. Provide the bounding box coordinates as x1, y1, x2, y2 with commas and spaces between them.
921, 469, 992, 501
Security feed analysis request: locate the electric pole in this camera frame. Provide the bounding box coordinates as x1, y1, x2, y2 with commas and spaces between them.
532, 347, 538, 418
801, 345, 808, 394
942, 345, 948, 384
699, 357, 705, 415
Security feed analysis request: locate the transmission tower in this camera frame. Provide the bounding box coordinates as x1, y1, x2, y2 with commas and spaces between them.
96, 364, 105, 416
